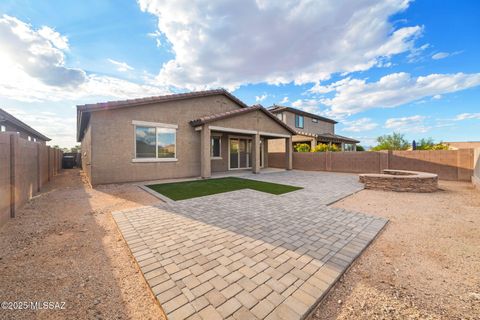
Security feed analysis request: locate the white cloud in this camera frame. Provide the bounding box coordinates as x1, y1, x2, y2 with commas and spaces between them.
4, 107, 76, 148
108, 58, 134, 72
432, 94, 442, 100
291, 99, 323, 114
454, 113, 480, 120
342, 118, 378, 132
255, 93, 268, 102
139, 0, 421, 90
147, 30, 162, 47
313, 72, 480, 116
0, 14, 85, 87
280, 96, 289, 104
38, 26, 69, 50
407, 43, 429, 62
432, 52, 449, 60
385, 115, 430, 133
431, 51, 462, 60
0, 15, 169, 103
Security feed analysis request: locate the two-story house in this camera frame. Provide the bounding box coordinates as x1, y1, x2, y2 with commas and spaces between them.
268, 105, 359, 152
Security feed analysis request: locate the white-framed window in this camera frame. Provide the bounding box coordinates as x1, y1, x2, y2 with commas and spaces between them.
0, 125, 5, 132
276, 113, 284, 121
211, 136, 222, 159
312, 118, 318, 123
295, 114, 304, 128
132, 120, 177, 162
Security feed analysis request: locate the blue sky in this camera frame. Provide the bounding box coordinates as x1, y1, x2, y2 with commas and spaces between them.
0, 0, 479, 147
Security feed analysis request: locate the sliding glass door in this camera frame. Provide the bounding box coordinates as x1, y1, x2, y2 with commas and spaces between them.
229, 138, 252, 169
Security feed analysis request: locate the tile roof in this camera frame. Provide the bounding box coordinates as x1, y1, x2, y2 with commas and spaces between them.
77, 89, 249, 141
190, 105, 296, 134
296, 131, 359, 143
77, 88, 248, 111
268, 105, 337, 124
0, 108, 50, 141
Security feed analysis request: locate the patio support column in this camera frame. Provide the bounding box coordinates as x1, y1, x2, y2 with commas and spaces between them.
285, 137, 293, 170
252, 132, 261, 174
200, 125, 211, 178
310, 138, 316, 150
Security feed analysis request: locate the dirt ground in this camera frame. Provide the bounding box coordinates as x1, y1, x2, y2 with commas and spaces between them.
2, 170, 479, 320
312, 181, 480, 320
0, 169, 165, 320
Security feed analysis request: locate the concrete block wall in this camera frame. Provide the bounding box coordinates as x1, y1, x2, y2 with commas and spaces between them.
14, 136, 38, 211
0, 134, 11, 227
473, 148, 480, 189
0, 133, 63, 228
390, 149, 473, 181
268, 149, 474, 181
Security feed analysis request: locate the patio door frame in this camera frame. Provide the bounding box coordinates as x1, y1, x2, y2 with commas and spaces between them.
227, 136, 265, 170
228, 136, 252, 170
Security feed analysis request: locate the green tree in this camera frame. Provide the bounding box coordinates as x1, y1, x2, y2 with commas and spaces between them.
356, 145, 365, 151
371, 132, 409, 151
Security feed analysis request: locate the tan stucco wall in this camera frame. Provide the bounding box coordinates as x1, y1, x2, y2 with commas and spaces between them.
268, 138, 286, 152
87, 95, 252, 184
81, 122, 92, 183
281, 111, 334, 134
208, 109, 292, 136
211, 133, 230, 172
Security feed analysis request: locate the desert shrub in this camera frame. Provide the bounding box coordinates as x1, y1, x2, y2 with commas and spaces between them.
312, 143, 339, 152
294, 143, 310, 152
416, 138, 449, 150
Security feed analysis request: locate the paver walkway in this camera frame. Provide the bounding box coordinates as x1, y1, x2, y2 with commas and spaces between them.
113, 171, 387, 320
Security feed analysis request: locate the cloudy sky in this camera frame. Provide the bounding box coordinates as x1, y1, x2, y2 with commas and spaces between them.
0, 0, 479, 147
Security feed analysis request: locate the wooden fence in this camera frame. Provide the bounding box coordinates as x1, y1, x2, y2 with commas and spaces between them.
269, 149, 474, 181
0, 133, 63, 227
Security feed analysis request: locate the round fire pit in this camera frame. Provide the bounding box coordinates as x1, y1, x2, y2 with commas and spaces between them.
359, 169, 438, 192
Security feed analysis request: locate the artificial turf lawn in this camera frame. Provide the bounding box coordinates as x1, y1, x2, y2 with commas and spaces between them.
147, 177, 302, 201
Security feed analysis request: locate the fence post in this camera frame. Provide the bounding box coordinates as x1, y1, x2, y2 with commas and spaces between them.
326, 151, 332, 171
47, 146, 50, 181
36, 143, 41, 192
9, 134, 16, 218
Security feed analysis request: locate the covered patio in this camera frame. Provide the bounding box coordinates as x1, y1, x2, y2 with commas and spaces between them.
294, 131, 360, 151
190, 106, 295, 178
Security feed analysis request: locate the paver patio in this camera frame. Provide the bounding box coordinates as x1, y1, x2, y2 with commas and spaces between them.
113, 170, 387, 320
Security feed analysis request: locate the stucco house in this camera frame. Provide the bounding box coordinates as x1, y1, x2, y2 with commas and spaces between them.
268, 106, 359, 151
0, 108, 50, 144
77, 89, 295, 185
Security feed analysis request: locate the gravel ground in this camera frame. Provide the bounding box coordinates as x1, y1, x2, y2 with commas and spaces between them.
311, 180, 480, 320
0, 169, 165, 320
2, 170, 479, 320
